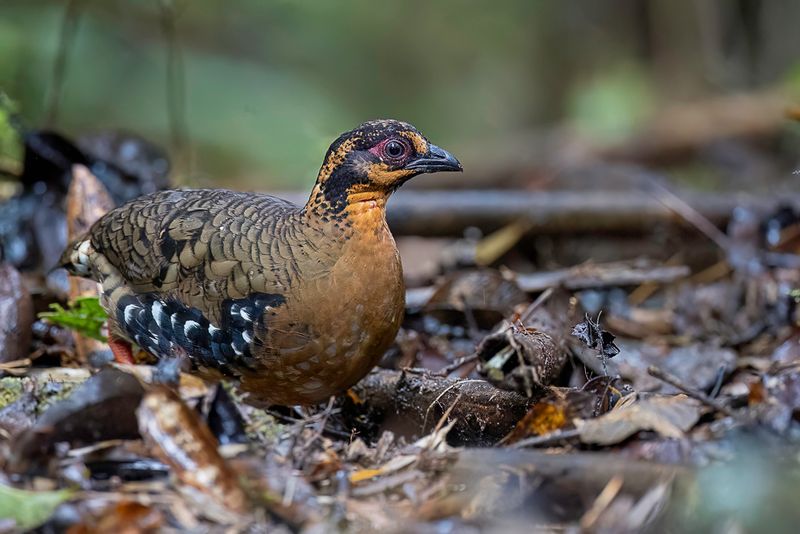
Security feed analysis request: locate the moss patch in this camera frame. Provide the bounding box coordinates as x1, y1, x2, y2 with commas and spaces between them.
0, 377, 28, 409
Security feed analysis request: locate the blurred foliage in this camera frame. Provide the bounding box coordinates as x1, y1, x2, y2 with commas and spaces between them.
0, 0, 799, 189
665, 439, 800, 532
567, 64, 654, 141
0, 93, 21, 171
0, 484, 74, 530
40, 297, 108, 342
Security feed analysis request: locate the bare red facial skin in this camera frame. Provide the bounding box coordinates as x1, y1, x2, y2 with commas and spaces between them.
368, 138, 410, 163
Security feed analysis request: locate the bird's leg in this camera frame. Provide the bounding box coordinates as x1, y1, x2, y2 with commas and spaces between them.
108, 336, 135, 364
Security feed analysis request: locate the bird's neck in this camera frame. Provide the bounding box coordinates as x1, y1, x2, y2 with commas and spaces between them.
343, 191, 391, 235
304, 183, 391, 238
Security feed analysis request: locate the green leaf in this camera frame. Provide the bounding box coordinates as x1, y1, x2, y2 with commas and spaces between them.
0, 484, 74, 530
39, 297, 108, 341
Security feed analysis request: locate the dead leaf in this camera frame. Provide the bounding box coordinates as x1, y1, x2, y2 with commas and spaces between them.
576, 395, 701, 445
503, 387, 600, 444
66, 164, 116, 239
136, 386, 250, 522
572, 313, 620, 359
615, 342, 736, 394
506, 400, 568, 442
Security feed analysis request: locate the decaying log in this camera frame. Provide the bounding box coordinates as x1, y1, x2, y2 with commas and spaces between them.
476, 324, 564, 396
272, 189, 799, 237
342, 369, 534, 446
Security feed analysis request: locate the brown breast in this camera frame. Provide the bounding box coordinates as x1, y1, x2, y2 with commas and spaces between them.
238, 200, 404, 404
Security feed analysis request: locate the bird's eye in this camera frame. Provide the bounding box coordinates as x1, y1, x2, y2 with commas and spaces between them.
383, 140, 408, 160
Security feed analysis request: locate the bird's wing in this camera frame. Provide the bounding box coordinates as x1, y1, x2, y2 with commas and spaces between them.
82, 188, 337, 373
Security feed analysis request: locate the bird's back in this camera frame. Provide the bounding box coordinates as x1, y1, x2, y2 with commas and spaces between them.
86, 189, 302, 296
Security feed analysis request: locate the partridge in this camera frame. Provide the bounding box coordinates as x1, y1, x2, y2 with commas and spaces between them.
60, 120, 461, 404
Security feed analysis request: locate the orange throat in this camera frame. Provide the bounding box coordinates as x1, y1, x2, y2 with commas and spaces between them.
344, 191, 390, 235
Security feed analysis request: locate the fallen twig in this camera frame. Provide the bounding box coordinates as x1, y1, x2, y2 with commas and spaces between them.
647, 365, 737, 418
517, 262, 689, 293
431, 353, 479, 377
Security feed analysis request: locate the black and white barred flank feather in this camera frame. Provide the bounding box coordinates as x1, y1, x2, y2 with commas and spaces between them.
116, 292, 286, 373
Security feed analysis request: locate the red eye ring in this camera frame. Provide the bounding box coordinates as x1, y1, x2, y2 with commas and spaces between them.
382, 139, 409, 161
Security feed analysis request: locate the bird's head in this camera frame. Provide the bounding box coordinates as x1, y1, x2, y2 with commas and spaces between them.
306, 119, 461, 216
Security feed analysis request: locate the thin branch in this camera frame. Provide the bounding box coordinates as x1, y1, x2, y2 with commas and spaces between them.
45, 0, 82, 126
644, 174, 731, 250
158, 0, 190, 168
432, 353, 479, 377
647, 365, 737, 418
518, 287, 554, 324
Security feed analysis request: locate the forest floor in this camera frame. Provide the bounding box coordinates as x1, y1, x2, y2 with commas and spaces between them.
2, 103, 800, 532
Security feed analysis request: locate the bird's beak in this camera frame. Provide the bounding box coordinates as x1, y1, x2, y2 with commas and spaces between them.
406, 144, 463, 173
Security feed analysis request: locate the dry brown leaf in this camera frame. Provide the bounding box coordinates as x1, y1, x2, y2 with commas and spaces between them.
8, 368, 143, 472
136, 386, 250, 522
503, 397, 570, 444
576, 394, 701, 445
65, 164, 115, 364
520, 401, 568, 436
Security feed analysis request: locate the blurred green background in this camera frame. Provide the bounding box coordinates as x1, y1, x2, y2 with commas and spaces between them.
1, 0, 800, 190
